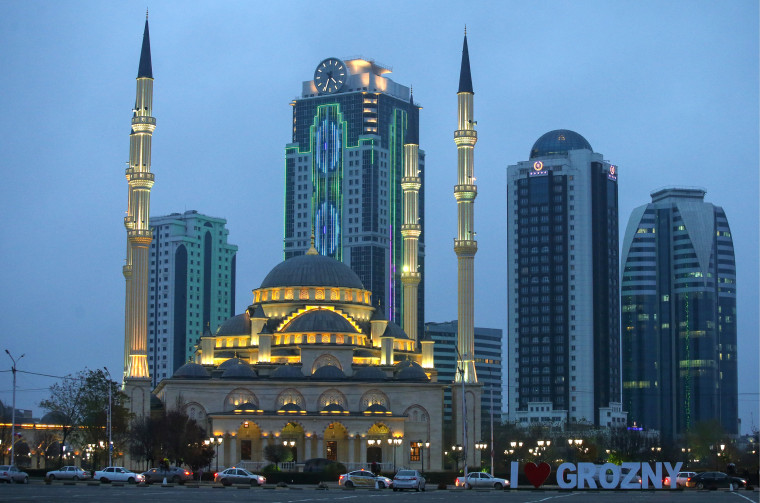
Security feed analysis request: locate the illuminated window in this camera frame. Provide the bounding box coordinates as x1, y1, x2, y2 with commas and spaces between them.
410, 442, 420, 462
300, 288, 309, 300
316, 288, 325, 300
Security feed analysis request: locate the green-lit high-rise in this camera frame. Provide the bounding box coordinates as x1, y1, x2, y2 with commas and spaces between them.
621, 188, 738, 439
284, 58, 424, 336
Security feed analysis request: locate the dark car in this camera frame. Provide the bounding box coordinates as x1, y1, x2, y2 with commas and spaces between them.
142, 466, 193, 484
686, 471, 747, 489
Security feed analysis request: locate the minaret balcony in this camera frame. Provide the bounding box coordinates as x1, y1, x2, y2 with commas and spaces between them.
128, 229, 153, 240
123, 216, 135, 230
454, 185, 477, 200
454, 239, 478, 255
401, 178, 422, 190
131, 116, 156, 132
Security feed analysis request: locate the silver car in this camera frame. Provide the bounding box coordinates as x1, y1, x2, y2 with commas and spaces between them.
46, 465, 90, 480
393, 469, 426, 491
0, 465, 29, 484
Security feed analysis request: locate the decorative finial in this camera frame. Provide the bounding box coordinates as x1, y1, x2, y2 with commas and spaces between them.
146, 8, 149, 20
464, 25, 467, 36
306, 226, 318, 255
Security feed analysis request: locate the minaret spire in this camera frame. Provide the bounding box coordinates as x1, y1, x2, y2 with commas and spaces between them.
401, 85, 422, 343
454, 30, 477, 384
123, 16, 156, 418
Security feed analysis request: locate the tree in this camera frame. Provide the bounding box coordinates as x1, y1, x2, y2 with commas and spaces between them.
39, 372, 86, 466
263, 444, 292, 469
39, 369, 131, 467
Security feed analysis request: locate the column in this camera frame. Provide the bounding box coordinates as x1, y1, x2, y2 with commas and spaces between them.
348, 436, 355, 467
360, 439, 367, 467
305, 435, 312, 460
316, 436, 323, 458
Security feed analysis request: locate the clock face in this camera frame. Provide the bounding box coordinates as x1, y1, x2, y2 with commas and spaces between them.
314, 58, 347, 94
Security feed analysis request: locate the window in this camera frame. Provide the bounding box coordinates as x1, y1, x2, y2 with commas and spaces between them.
410, 442, 420, 462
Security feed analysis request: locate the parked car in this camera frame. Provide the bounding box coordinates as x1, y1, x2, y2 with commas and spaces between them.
214, 467, 266, 486
46, 466, 90, 481
339, 469, 392, 488
455, 472, 509, 489
663, 471, 696, 488
0, 465, 28, 484
686, 471, 747, 489
93, 466, 144, 484
393, 469, 425, 491
141, 466, 193, 484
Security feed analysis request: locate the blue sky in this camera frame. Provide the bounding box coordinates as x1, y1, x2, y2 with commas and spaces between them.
1, 1, 757, 433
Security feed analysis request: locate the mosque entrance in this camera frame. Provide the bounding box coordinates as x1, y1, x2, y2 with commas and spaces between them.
366, 446, 382, 463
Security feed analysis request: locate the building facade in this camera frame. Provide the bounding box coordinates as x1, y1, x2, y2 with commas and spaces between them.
507, 130, 625, 428
155, 245, 453, 471
283, 58, 425, 336
425, 321, 502, 430
148, 210, 238, 386
621, 188, 738, 438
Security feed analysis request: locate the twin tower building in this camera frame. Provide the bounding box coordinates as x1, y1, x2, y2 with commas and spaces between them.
122, 16, 737, 475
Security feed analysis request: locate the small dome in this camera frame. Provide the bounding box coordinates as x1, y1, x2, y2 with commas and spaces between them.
222, 365, 258, 380
271, 365, 304, 379
396, 364, 429, 382
260, 254, 365, 290
311, 365, 346, 380
394, 360, 422, 370
529, 129, 592, 159
278, 402, 304, 413
173, 362, 211, 379
364, 403, 389, 414
234, 401, 260, 412
382, 321, 408, 340
352, 367, 387, 381
322, 403, 346, 413
218, 357, 248, 370
283, 309, 359, 334
216, 313, 250, 336
41, 411, 69, 424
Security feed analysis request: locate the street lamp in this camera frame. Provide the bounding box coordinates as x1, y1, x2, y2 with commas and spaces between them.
475, 442, 487, 468
5, 350, 24, 466
387, 437, 402, 473
451, 444, 463, 473
210, 436, 223, 472
103, 367, 113, 467
419, 440, 430, 474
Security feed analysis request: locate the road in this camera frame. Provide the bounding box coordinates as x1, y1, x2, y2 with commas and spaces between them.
0, 483, 757, 503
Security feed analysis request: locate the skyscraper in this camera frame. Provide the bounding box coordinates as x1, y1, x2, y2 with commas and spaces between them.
621, 188, 738, 438
284, 58, 424, 336
147, 210, 238, 386
507, 130, 625, 428
425, 321, 502, 430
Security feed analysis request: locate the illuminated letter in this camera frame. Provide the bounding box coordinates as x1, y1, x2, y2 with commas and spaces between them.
663, 462, 682, 489
577, 463, 596, 489
598, 463, 620, 489
510, 462, 520, 488
641, 463, 662, 489
556, 462, 576, 489
620, 463, 640, 489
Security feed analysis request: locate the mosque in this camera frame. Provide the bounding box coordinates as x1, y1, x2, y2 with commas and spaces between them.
120, 17, 481, 472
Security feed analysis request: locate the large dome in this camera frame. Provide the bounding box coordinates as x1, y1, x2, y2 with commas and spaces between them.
282, 309, 359, 334
260, 254, 364, 290
529, 129, 592, 159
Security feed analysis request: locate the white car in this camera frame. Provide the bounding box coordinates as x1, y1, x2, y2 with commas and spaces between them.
46, 466, 91, 480
393, 469, 426, 491
339, 469, 392, 488
674, 471, 697, 488
455, 472, 509, 489
214, 467, 266, 486
94, 466, 144, 483
0, 465, 28, 484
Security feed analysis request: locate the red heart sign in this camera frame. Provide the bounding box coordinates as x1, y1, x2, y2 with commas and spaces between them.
524, 462, 552, 488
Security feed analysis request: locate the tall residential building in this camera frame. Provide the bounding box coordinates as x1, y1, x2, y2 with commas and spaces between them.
507, 130, 625, 428
148, 211, 238, 386
621, 188, 738, 438
283, 57, 424, 336
425, 321, 502, 430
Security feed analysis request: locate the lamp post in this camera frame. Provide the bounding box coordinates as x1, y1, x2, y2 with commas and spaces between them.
387, 437, 402, 473
475, 442, 487, 468
419, 440, 430, 474
451, 444, 463, 474
283, 439, 296, 464
5, 350, 24, 466
103, 367, 113, 467
210, 436, 223, 472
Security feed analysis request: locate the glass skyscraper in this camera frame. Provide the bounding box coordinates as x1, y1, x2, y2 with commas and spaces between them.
148, 210, 237, 386
284, 58, 424, 333
507, 130, 625, 428
621, 188, 738, 439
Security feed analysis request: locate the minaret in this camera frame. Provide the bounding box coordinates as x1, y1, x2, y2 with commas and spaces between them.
401, 90, 422, 343
454, 31, 478, 384
123, 14, 155, 417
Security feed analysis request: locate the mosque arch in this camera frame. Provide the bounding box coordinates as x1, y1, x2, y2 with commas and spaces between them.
360, 389, 389, 410
312, 354, 342, 373
317, 389, 347, 410
236, 420, 263, 462
403, 404, 429, 423
223, 388, 257, 412
276, 388, 305, 409
322, 422, 348, 462
183, 402, 208, 424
